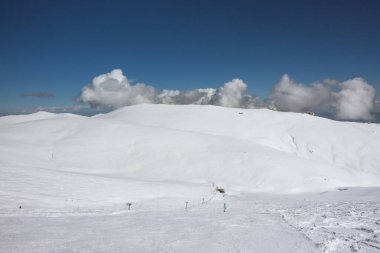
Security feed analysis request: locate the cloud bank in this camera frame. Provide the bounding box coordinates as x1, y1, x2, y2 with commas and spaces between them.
77, 69, 377, 121
270, 75, 376, 121
21, 105, 89, 114
77, 69, 258, 109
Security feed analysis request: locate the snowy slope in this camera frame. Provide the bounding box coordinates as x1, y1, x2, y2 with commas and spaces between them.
1, 104, 380, 198
103, 104, 380, 175
1, 104, 380, 252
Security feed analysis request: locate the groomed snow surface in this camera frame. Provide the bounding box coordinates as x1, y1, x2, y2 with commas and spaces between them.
1, 104, 380, 252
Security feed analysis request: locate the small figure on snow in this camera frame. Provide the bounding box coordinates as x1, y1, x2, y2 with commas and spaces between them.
215, 187, 225, 194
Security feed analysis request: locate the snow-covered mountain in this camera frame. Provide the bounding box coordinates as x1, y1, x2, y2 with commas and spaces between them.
2, 104, 380, 252
1, 104, 379, 198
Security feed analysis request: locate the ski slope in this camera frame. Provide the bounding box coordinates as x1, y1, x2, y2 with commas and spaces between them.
1, 188, 380, 253
1, 104, 380, 252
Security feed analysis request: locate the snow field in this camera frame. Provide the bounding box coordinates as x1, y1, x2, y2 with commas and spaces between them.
1, 104, 380, 252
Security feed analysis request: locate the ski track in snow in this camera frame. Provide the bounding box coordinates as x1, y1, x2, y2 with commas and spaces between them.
1, 188, 380, 253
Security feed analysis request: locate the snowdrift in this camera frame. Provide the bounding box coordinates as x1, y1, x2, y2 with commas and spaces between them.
1, 104, 379, 196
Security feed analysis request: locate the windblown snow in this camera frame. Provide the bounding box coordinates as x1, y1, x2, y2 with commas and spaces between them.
1, 104, 380, 252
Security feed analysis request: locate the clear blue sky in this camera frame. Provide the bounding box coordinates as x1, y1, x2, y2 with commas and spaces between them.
0, 0, 379, 114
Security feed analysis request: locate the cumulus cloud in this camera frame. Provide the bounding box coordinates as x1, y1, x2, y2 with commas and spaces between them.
268, 74, 333, 113
218, 79, 248, 107
77, 69, 258, 109
269, 74, 318, 112
158, 88, 217, 105
77, 69, 377, 121
269, 75, 376, 121
78, 69, 157, 108
334, 78, 375, 121
21, 92, 55, 98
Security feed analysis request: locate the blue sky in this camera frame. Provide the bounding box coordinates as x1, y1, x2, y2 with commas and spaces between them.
0, 0, 379, 115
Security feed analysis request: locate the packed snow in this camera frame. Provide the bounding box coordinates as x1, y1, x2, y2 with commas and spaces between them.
0, 104, 379, 252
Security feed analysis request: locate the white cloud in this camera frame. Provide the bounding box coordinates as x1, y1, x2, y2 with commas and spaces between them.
77, 69, 258, 109
269, 75, 376, 121
77, 69, 377, 122
218, 79, 247, 108
78, 69, 157, 108
158, 88, 217, 105
269, 74, 319, 112
334, 78, 375, 121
